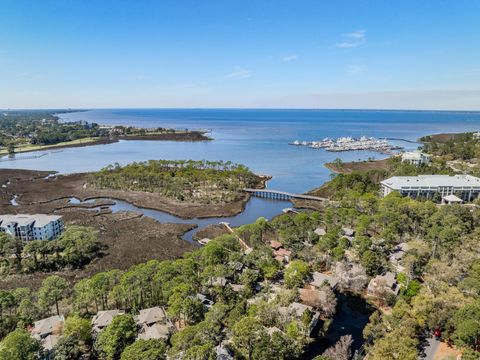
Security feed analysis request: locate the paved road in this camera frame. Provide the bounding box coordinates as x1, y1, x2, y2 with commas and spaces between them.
420, 337, 440, 360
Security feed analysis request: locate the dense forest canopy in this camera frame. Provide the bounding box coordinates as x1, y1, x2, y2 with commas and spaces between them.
88, 160, 262, 204
420, 132, 480, 160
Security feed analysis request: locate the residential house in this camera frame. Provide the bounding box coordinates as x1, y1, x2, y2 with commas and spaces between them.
314, 227, 326, 237
92, 310, 124, 333
309, 272, 339, 291
389, 242, 410, 273
269, 240, 283, 250
196, 293, 214, 308
136, 306, 173, 341
30, 315, 64, 358
367, 272, 400, 298
287, 302, 320, 336
274, 248, 292, 263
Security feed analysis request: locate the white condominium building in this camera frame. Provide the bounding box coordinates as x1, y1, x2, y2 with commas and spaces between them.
380, 174, 480, 201
0, 214, 64, 241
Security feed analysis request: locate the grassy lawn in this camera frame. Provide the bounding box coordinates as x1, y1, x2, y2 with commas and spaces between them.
0, 137, 100, 155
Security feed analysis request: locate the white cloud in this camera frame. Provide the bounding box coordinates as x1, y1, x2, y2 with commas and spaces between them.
226, 66, 251, 79
334, 29, 367, 48
345, 29, 366, 39
335, 42, 362, 48
282, 54, 298, 62
348, 65, 366, 74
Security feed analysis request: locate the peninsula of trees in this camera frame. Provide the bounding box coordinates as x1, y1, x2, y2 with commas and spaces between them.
88, 160, 263, 204
0, 110, 211, 155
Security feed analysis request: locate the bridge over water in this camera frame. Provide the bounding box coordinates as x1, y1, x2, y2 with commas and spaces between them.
244, 188, 327, 202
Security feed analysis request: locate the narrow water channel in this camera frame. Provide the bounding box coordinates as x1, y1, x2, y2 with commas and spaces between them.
69, 196, 291, 242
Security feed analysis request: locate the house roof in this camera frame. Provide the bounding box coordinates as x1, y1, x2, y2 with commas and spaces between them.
310, 272, 339, 289
92, 310, 124, 329
42, 334, 60, 351
230, 284, 245, 292
314, 227, 326, 236
269, 240, 283, 250
137, 307, 167, 325
208, 277, 228, 287
342, 227, 355, 236
31, 315, 64, 337
274, 248, 292, 257
266, 326, 283, 336
137, 323, 170, 340
289, 302, 314, 317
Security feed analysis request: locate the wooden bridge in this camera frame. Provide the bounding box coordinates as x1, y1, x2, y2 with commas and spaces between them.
244, 188, 327, 202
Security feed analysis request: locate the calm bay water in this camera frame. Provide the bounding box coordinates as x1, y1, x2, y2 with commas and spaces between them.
3, 109, 480, 193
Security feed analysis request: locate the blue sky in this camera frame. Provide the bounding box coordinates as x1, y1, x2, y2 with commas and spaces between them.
1, 0, 479, 109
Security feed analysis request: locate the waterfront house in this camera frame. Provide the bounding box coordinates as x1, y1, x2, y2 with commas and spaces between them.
309, 272, 339, 291
380, 174, 480, 201
287, 302, 320, 336
0, 214, 64, 241
401, 151, 431, 166
92, 310, 124, 333
367, 272, 400, 298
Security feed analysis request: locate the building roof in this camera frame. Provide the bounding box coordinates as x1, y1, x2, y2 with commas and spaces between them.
314, 227, 326, 236
136, 307, 167, 326
92, 310, 124, 329
269, 240, 283, 250
310, 272, 339, 289
274, 248, 292, 257
342, 227, 355, 236
289, 302, 315, 318
0, 214, 62, 228
443, 194, 463, 203
230, 284, 245, 292
42, 334, 60, 351
137, 323, 170, 340
266, 326, 283, 336
401, 151, 430, 161
31, 315, 64, 338
207, 277, 228, 287
381, 175, 480, 190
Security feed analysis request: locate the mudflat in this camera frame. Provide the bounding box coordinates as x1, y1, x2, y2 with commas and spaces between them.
3, 171, 252, 219
0, 168, 199, 290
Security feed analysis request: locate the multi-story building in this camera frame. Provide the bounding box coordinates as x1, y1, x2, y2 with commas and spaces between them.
0, 214, 64, 241
380, 174, 480, 202
401, 151, 431, 166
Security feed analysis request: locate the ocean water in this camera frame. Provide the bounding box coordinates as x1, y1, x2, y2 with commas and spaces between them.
2, 109, 480, 193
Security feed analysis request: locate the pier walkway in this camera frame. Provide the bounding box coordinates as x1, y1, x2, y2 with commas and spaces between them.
244, 188, 327, 202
